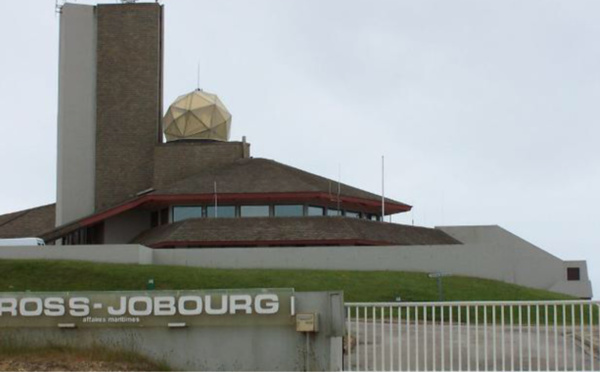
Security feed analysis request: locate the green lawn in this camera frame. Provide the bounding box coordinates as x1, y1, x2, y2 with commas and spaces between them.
0, 259, 573, 302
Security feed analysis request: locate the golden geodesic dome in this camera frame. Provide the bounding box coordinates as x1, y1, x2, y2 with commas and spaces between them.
163, 89, 232, 142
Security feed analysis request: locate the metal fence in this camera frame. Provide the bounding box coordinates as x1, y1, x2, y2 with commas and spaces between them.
344, 301, 600, 371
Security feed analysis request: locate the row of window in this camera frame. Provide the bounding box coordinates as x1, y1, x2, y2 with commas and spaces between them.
172, 204, 381, 223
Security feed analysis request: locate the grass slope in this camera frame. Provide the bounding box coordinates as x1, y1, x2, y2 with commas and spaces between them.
0, 259, 573, 302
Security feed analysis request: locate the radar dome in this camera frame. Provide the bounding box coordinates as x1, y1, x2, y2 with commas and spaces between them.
162, 89, 232, 142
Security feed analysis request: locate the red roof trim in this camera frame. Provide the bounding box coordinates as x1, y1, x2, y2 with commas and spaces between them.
148, 192, 411, 213
149, 239, 391, 248
62, 192, 410, 237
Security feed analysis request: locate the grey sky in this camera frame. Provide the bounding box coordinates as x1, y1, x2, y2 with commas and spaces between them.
0, 0, 598, 297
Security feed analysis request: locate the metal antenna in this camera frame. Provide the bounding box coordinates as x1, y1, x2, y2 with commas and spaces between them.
55, 0, 64, 15
337, 164, 341, 215
381, 155, 385, 222
214, 181, 218, 218
197, 61, 201, 90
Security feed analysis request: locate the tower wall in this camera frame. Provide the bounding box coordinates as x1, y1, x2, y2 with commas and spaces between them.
95, 3, 163, 211
56, 4, 97, 226
153, 141, 251, 189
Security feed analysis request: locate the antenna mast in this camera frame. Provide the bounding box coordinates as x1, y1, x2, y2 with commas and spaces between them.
197, 61, 201, 91
381, 156, 385, 221
55, 0, 65, 15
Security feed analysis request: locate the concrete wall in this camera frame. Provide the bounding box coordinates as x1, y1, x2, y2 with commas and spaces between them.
147, 225, 592, 298
103, 209, 151, 244
0, 291, 344, 371
0, 245, 147, 264
0, 226, 592, 298
56, 4, 97, 226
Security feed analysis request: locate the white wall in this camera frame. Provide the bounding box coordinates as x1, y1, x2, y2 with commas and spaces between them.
56, 4, 97, 226
0, 245, 145, 264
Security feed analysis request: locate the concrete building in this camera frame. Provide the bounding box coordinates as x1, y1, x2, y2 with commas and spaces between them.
0, 1, 592, 299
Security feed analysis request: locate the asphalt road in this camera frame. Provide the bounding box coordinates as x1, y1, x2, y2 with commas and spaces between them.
345, 320, 600, 371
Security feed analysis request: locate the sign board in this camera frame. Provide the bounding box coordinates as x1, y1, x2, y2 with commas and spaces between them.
0, 289, 294, 328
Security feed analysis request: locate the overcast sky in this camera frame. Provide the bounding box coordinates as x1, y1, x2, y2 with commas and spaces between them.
0, 0, 598, 297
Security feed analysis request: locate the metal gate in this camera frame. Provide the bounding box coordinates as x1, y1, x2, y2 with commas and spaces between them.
344, 301, 600, 371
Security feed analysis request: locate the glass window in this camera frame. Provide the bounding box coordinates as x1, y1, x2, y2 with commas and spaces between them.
327, 208, 341, 216
240, 205, 270, 217
346, 211, 360, 218
206, 206, 236, 218
274, 205, 304, 217
567, 267, 580, 281
173, 206, 203, 222
307, 206, 324, 216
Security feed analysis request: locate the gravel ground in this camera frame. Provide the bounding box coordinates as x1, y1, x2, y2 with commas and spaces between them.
0, 350, 164, 371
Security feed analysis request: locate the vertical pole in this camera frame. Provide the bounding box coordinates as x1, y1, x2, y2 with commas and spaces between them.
484, 306, 488, 371
528, 305, 532, 369
571, 305, 576, 371
364, 307, 368, 370
433, 305, 437, 371
197, 60, 201, 90
458, 306, 462, 371
467, 305, 471, 372
424, 306, 428, 371
381, 307, 385, 371
450, 305, 454, 371
356, 306, 360, 370
381, 156, 385, 221
544, 305, 549, 371
501, 305, 506, 372
213, 181, 218, 218
389, 306, 393, 371
347, 306, 352, 372
579, 304, 584, 371
337, 164, 341, 215
589, 303, 594, 372
373, 306, 377, 371
492, 305, 497, 372
398, 307, 402, 371
442, 306, 445, 371
475, 305, 479, 371
415, 306, 419, 371
407, 307, 411, 371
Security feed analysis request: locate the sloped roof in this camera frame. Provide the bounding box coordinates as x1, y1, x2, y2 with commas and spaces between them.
0, 204, 56, 239
132, 216, 460, 247
153, 158, 410, 209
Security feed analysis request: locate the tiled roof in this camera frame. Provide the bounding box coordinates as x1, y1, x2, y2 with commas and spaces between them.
153, 158, 410, 208
132, 216, 461, 247
0, 204, 56, 239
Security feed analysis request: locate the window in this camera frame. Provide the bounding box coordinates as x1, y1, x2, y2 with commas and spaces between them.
346, 211, 360, 218
173, 206, 203, 222
307, 206, 324, 216
274, 205, 303, 217
327, 208, 341, 217
240, 205, 270, 217
207, 206, 236, 218
567, 267, 580, 281
160, 208, 170, 225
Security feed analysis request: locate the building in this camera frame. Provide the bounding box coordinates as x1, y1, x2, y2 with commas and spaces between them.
0, 2, 592, 298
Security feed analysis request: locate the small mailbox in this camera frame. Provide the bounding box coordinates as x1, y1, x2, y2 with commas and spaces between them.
296, 313, 319, 332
